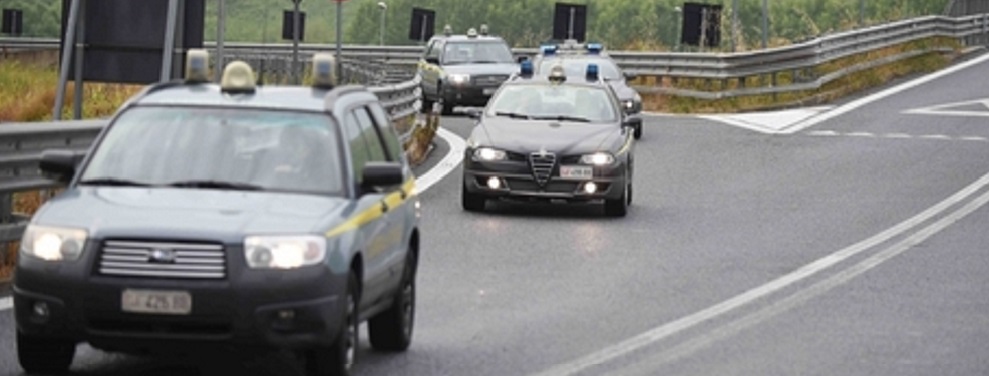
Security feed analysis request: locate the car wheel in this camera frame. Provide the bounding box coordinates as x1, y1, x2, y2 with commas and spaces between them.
633, 123, 642, 139
368, 246, 417, 351
604, 175, 629, 218
306, 273, 359, 376
462, 182, 486, 212
17, 331, 76, 374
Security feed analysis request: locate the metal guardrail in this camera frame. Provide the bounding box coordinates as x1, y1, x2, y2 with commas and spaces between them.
0, 77, 422, 248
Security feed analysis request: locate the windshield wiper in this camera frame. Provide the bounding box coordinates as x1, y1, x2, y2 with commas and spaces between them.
78, 177, 153, 187
165, 180, 263, 191
531, 115, 593, 123
471, 60, 505, 64
495, 111, 532, 119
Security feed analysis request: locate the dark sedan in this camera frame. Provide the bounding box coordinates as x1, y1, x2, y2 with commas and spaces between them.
461, 66, 639, 217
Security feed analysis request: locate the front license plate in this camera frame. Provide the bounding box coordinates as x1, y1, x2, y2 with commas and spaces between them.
560, 165, 593, 180
122, 289, 192, 315
483, 88, 497, 95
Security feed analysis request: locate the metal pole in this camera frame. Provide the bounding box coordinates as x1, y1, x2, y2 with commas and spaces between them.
215, 0, 226, 82
728, 0, 738, 52
161, 0, 180, 82
568, 7, 575, 40
293, 0, 301, 85
54, 0, 81, 120
419, 14, 426, 45
73, 0, 86, 120
675, 7, 682, 52
378, 2, 386, 46
336, 0, 343, 69
859, 0, 864, 27
761, 0, 769, 49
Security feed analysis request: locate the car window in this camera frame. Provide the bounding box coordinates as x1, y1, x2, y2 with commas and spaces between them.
344, 112, 372, 183
442, 41, 513, 64
367, 104, 404, 163
486, 84, 619, 122
354, 108, 388, 162
538, 58, 622, 80
82, 107, 345, 195
425, 40, 442, 61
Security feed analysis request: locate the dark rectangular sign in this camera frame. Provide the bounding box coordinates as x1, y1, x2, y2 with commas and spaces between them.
409, 8, 435, 41
552, 2, 587, 42
681, 2, 721, 47
60, 0, 205, 84
2, 9, 24, 35
282, 10, 306, 41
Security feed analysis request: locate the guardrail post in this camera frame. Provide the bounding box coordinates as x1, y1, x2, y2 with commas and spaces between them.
0, 193, 11, 265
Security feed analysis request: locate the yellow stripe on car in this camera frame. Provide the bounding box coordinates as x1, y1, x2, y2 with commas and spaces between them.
324, 177, 417, 238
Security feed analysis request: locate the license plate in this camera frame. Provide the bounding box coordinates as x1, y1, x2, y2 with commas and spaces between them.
483, 88, 497, 95
560, 165, 593, 180
122, 289, 192, 315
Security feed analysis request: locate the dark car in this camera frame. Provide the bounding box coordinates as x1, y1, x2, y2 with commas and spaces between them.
532, 41, 644, 139
461, 63, 639, 217
417, 25, 519, 115
14, 52, 421, 376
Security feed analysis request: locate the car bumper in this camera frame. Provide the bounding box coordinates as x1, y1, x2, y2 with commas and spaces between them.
463, 158, 627, 202
441, 84, 500, 107
14, 253, 347, 355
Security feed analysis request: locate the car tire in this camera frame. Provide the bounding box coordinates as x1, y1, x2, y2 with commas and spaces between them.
604, 175, 629, 218
368, 246, 417, 352
441, 101, 455, 116
633, 123, 642, 139
306, 273, 359, 376
462, 183, 486, 212
17, 331, 76, 374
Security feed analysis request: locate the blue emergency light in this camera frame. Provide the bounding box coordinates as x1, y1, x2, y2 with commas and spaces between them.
520, 60, 534, 77
586, 43, 603, 54
541, 45, 558, 56
586, 64, 599, 80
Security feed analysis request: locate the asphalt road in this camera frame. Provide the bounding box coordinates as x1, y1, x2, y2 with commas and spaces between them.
3, 55, 989, 375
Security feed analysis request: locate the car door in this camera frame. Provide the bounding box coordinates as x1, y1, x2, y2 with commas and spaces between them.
366, 104, 415, 282
419, 39, 443, 99
342, 109, 393, 306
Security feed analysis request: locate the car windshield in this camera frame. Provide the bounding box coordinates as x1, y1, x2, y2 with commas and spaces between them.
81, 107, 346, 196
538, 58, 622, 80
486, 84, 619, 122
443, 41, 514, 64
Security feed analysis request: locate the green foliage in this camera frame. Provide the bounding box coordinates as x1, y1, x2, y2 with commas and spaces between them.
4, 0, 950, 49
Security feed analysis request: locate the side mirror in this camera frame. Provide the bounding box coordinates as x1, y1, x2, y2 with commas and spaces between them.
39, 149, 85, 182
425, 57, 440, 65
623, 71, 638, 81
464, 108, 483, 119
361, 161, 404, 193
516, 56, 529, 64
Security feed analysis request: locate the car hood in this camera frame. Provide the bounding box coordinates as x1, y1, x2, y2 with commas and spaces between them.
606, 80, 638, 101
32, 187, 351, 242
476, 117, 621, 155
443, 63, 520, 76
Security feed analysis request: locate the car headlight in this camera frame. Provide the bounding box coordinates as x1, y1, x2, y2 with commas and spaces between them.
623, 100, 635, 110
244, 235, 326, 269
473, 147, 507, 161
580, 152, 615, 165
448, 73, 471, 86
21, 225, 87, 261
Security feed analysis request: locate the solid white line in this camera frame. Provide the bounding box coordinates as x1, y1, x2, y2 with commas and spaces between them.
781, 52, 989, 134
413, 126, 466, 195
617, 186, 989, 376
0, 127, 469, 313
531, 170, 989, 376
697, 115, 777, 134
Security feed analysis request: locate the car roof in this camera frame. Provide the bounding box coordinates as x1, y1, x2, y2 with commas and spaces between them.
505, 75, 610, 89
429, 35, 506, 43
127, 82, 377, 113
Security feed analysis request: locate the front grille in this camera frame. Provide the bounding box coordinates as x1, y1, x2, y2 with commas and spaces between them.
473, 74, 509, 86
98, 240, 226, 280
529, 152, 556, 186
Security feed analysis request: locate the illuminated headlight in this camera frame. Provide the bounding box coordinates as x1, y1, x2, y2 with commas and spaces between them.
623, 100, 634, 110
580, 152, 615, 165
448, 73, 471, 86
20, 225, 87, 261
244, 235, 326, 269
473, 147, 507, 161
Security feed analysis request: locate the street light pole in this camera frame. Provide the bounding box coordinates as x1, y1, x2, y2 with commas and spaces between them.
674, 6, 682, 52
761, 0, 769, 49
377, 2, 387, 46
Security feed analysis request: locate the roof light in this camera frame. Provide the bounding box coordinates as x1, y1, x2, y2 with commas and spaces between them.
443, 24, 453, 36
311, 53, 336, 89
586, 43, 603, 54
520, 60, 534, 77
586, 63, 599, 80
220, 61, 256, 93
479, 24, 489, 36
562, 39, 581, 49
467, 28, 478, 38
541, 45, 558, 56
185, 49, 210, 83
549, 64, 567, 83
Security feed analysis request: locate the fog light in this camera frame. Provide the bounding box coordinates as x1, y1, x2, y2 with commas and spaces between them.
583, 182, 598, 194
32, 302, 50, 319
486, 177, 502, 190
277, 310, 295, 320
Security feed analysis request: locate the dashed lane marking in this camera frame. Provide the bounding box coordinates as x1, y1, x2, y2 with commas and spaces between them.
806, 131, 989, 142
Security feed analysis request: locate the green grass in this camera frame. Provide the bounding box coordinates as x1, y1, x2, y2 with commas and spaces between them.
0, 60, 144, 122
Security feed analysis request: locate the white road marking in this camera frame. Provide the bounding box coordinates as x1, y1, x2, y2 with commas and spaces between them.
886, 133, 912, 138
847, 132, 876, 137
700, 106, 834, 134
805, 131, 988, 142
413, 126, 466, 194
807, 130, 840, 136
616, 185, 989, 376
532, 170, 989, 376
920, 134, 952, 140
904, 98, 989, 117
0, 127, 469, 313
782, 52, 989, 134
960, 136, 989, 142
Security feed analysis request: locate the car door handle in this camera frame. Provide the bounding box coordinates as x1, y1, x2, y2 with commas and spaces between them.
380, 201, 389, 213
